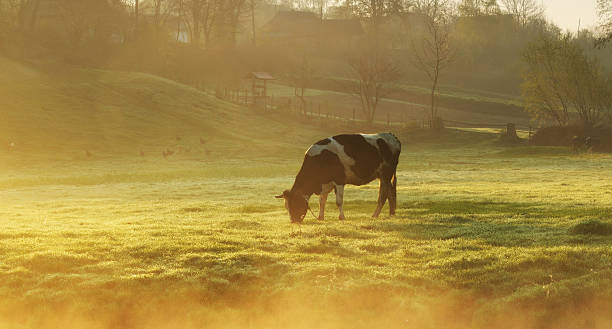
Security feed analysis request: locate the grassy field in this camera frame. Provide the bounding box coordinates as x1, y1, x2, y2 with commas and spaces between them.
1, 58, 611, 329
2, 131, 612, 329
263, 78, 529, 127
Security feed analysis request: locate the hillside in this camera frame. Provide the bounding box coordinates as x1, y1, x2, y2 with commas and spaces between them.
265, 79, 530, 127
0, 57, 330, 165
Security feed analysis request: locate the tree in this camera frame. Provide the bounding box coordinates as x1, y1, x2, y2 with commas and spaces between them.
0, 0, 43, 31
183, 0, 204, 46
213, 0, 246, 48
134, 0, 139, 38
458, 0, 483, 17
351, 0, 397, 30
59, 0, 126, 47
347, 45, 400, 124
458, 0, 500, 17
522, 34, 612, 126
290, 56, 315, 117
596, 0, 612, 46
250, 0, 256, 46
142, 0, 178, 41
499, 0, 543, 28
410, 0, 454, 128
0, 0, 20, 33
225, 0, 247, 47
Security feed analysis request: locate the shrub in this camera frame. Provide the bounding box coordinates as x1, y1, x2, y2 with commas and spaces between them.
570, 219, 612, 236
531, 123, 612, 152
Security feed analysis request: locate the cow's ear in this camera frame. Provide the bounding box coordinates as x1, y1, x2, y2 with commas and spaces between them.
275, 190, 290, 199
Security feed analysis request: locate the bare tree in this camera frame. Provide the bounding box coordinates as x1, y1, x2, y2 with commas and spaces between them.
596, 0, 612, 46
5, 0, 42, 31
522, 34, 612, 126
142, 0, 178, 40
410, 0, 454, 128
225, 0, 247, 48
290, 56, 315, 117
0, 0, 21, 31
499, 0, 543, 28
351, 0, 394, 31
135, 0, 139, 37
457, 0, 500, 16
250, 0, 256, 46
347, 45, 400, 124
212, 0, 246, 48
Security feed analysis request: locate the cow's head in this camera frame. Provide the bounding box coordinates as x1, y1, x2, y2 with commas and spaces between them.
275, 189, 307, 223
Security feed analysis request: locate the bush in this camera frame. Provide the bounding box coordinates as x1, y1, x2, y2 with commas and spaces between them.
531, 123, 612, 152
570, 219, 612, 235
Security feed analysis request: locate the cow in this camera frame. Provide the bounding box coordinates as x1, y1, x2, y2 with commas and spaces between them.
276, 133, 401, 223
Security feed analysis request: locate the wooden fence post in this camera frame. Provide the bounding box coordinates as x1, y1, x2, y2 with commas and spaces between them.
529, 125, 533, 142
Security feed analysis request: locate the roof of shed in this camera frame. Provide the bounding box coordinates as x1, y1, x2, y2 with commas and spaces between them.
245, 72, 276, 80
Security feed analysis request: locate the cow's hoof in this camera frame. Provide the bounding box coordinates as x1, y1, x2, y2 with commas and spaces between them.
339, 215, 345, 221
318, 216, 324, 221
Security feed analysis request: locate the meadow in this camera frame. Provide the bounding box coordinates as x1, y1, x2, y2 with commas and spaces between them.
1, 130, 612, 329
1, 57, 611, 329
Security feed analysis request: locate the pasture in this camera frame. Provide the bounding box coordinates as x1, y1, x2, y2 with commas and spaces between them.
1, 130, 611, 329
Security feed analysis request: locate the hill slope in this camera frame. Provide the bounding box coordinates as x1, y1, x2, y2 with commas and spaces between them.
0, 58, 327, 164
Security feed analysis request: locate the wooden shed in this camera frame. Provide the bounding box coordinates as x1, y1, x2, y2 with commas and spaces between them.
245, 72, 275, 98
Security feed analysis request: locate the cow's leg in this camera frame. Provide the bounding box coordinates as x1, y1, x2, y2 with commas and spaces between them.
372, 178, 391, 218
318, 183, 334, 220
389, 171, 397, 216
318, 192, 328, 220
335, 184, 345, 220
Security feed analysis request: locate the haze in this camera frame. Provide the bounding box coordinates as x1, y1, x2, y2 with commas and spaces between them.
1, 1, 611, 329
542, 0, 598, 31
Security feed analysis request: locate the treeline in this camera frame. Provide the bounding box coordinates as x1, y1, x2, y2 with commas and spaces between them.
0, 0, 611, 127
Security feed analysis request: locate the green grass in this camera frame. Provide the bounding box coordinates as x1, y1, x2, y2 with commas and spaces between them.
2, 142, 611, 329
1, 58, 611, 329
0, 57, 331, 165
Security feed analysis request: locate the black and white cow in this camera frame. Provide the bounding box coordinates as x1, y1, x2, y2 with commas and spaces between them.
276, 133, 401, 223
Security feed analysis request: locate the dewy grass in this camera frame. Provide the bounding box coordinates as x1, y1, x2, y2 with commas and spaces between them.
1, 138, 612, 329
1, 57, 611, 329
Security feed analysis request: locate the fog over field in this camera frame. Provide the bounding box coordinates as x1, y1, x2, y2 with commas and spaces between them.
1, 1, 612, 329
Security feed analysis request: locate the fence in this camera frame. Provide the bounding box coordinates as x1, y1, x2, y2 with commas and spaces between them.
213, 87, 534, 139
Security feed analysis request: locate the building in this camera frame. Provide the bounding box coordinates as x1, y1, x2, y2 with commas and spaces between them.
260, 11, 364, 49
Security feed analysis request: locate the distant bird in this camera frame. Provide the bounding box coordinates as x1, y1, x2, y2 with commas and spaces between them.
163, 148, 174, 158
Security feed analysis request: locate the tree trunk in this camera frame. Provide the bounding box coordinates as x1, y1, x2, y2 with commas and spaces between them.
192, 1, 202, 46
251, 0, 256, 46
134, 0, 139, 38
430, 74, 438, 126
28, 0, 41, 30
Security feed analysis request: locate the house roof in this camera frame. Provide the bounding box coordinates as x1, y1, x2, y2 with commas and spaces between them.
245, 72, 276, 80
262, 11, 364, 38
262, 11, 319, 37
322, 19, 364, 36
